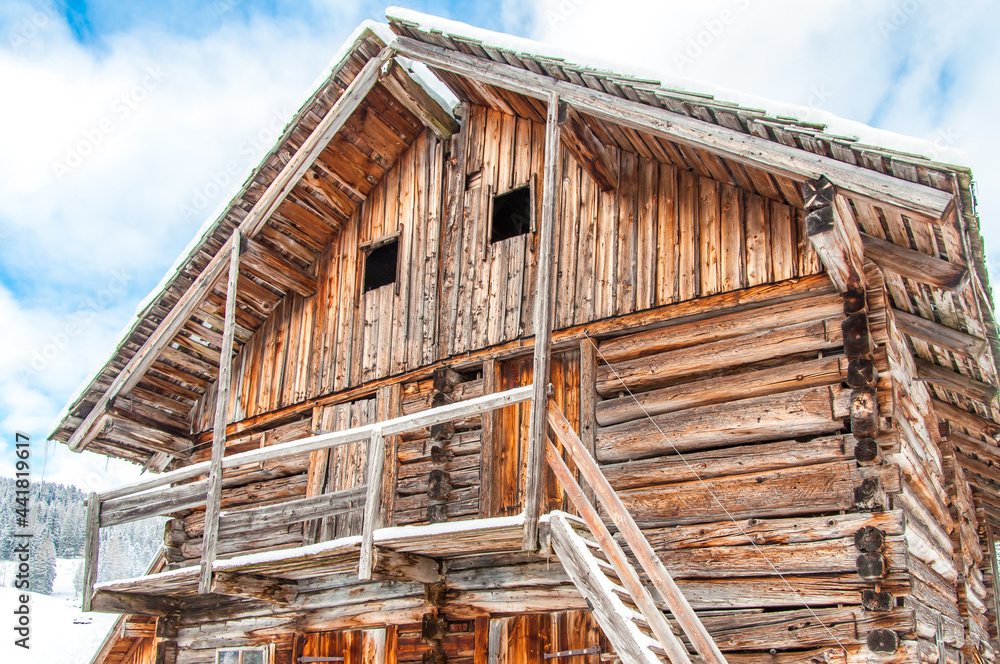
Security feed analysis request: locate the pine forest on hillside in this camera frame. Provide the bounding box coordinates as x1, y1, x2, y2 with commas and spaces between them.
0, 478, 163, 594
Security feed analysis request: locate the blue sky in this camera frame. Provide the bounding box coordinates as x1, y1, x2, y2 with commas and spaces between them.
0, 0, 997, 491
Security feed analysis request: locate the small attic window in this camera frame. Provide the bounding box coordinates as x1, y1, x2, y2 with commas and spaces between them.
363, 238, 399, 293
490, 186, 532, 243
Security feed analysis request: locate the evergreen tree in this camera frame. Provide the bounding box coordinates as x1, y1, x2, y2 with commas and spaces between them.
73, 560, 84, 598
30, 533, 57, 595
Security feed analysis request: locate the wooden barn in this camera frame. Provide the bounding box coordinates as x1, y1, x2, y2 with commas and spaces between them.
50, 9, 1000, 664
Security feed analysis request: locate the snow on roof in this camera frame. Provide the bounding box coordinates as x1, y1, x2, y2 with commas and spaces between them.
386, 6, 970, 168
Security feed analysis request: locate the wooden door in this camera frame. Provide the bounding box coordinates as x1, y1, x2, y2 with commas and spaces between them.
298, 628, 385, 664
481, 350, 581, 518
488, 612, 607, 664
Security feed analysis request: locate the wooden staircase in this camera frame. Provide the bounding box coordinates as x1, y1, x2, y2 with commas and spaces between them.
544, 399, 728, 664
548, 512, 680, 664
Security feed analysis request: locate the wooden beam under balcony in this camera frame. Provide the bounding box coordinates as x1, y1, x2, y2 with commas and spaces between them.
90, 590, 181, 617
211, 572, 299, 606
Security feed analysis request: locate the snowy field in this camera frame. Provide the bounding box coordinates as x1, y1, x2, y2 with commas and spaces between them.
0, 558, 118, 664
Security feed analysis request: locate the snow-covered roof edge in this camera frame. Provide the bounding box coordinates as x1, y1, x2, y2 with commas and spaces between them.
386, 6, 971, 170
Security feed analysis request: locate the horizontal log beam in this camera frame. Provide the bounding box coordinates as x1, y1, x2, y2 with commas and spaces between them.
893, 308, 988, 359
596, 355, 844, 427
932, 398, 1000, 439
861, 232, 969, 292
915, 358, 998, 405
99, 384, 533, 503
382, 60, 459, 139
218, 486, 366, 533
63, 45, 395, 453
393, 36, 954, 219
595, 318, 841, 396
946, 429, 1000, 466
90, 590, 180, 617
105, 413, 193, 457
210, 571, 298, 606
596, 386, 850, 463
617, 461, 901, 526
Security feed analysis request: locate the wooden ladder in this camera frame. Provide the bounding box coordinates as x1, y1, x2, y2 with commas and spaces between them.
544, 399, 728, 664
548, 511, 679, 664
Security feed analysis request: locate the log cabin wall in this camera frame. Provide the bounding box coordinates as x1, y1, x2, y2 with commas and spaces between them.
190, 103, 820, 434
169, 102, 996, 664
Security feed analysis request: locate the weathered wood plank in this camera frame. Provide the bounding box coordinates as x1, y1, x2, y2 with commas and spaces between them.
199, 233, 242, 594
596, 386, 849, 462
861, 232, 968, 291
524, 92, 561, 550
618, 461, 900, 525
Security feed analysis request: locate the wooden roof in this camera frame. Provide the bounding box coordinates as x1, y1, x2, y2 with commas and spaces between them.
51, 13, 1000, 484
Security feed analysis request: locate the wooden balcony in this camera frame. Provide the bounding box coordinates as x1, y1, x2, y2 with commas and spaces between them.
82, 385, 535, 612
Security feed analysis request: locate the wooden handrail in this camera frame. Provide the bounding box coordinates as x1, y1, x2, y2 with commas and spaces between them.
99, 384, 534, 503
546, 399, 728, 664
546, 442, 691, 664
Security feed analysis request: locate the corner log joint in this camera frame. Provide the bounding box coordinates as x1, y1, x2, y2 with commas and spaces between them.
801, 176, 866, 295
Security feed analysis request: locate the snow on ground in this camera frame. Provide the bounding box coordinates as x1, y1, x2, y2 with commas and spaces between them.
0, 559, 118, 664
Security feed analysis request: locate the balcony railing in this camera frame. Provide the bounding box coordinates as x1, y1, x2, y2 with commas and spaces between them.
82, 384, 534, 610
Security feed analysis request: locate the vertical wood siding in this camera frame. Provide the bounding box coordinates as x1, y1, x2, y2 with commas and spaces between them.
192, 106, 821, 432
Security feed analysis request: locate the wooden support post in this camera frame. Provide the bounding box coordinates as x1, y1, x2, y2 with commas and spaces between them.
480, 360, 499, 517
547, 401, 728, 664
359, 428, 386, 580
82, 491, 100, 612
524, 91, 562, 551
198, 233, 241, 594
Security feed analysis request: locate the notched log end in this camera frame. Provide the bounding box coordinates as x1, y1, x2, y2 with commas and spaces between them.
856, 552, 887, 579
861, 589, 894, 612
854, 438, 882, 465
854, 525, 886, 552
866, 628, 900, 653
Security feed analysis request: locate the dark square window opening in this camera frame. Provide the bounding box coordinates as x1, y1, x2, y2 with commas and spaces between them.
490, 186, 532, 243
363, 239, 398, 293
